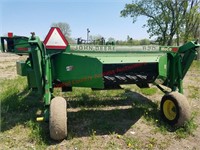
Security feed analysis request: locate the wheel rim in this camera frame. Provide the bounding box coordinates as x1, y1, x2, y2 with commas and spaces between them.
163, 100, 177, 120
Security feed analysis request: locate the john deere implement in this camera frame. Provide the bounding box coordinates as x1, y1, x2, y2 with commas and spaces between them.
1, 27, 199, 140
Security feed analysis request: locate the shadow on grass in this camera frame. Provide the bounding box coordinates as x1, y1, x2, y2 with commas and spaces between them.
67, 90, 160, 138
1, 87, 39, 131
1, 86, 162, 144
0, 87, 53, 145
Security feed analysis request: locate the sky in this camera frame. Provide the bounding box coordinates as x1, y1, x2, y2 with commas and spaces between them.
0, 0, 149, 41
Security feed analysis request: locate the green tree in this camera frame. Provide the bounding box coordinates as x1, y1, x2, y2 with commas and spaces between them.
140, 39, 150, 45
121, 0, 200, 46
127, 36, 133, 45
183, 0, 200, 43
132, 40, 140, 45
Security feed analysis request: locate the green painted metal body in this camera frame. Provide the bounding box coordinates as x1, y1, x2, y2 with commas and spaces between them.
52, 52, 167, 88
1, 33, 199, 121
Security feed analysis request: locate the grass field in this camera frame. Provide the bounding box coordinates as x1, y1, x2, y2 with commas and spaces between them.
0, 59, 200, 149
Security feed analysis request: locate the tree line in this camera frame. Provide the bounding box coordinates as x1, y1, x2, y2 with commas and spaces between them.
121, 0, 200, 46
51, 23, 152, 46
52, 0, 199, 46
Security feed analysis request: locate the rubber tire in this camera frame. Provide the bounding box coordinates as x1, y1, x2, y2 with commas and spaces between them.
160, 92, 191, 127
49, 97, 67, 140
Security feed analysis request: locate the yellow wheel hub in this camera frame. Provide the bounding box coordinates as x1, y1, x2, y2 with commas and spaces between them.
163, 100, 177, 120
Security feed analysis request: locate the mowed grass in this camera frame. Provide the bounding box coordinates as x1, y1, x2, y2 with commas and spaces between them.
0, 61, 199, 149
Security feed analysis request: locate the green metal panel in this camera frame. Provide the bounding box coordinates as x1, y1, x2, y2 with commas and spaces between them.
158, 54, 168, 80
14, 36, 30, 54
27, 69, 37, 89
0, 36, 30, 54
66, 52, 165, 64
28, 37, 44, 95
44, 58, 52, 105
16, 61, 27, 76
96, 54, 161, 64
53, 53, 103, 88
178, 41, 199, 53
52, 52, 168, 89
